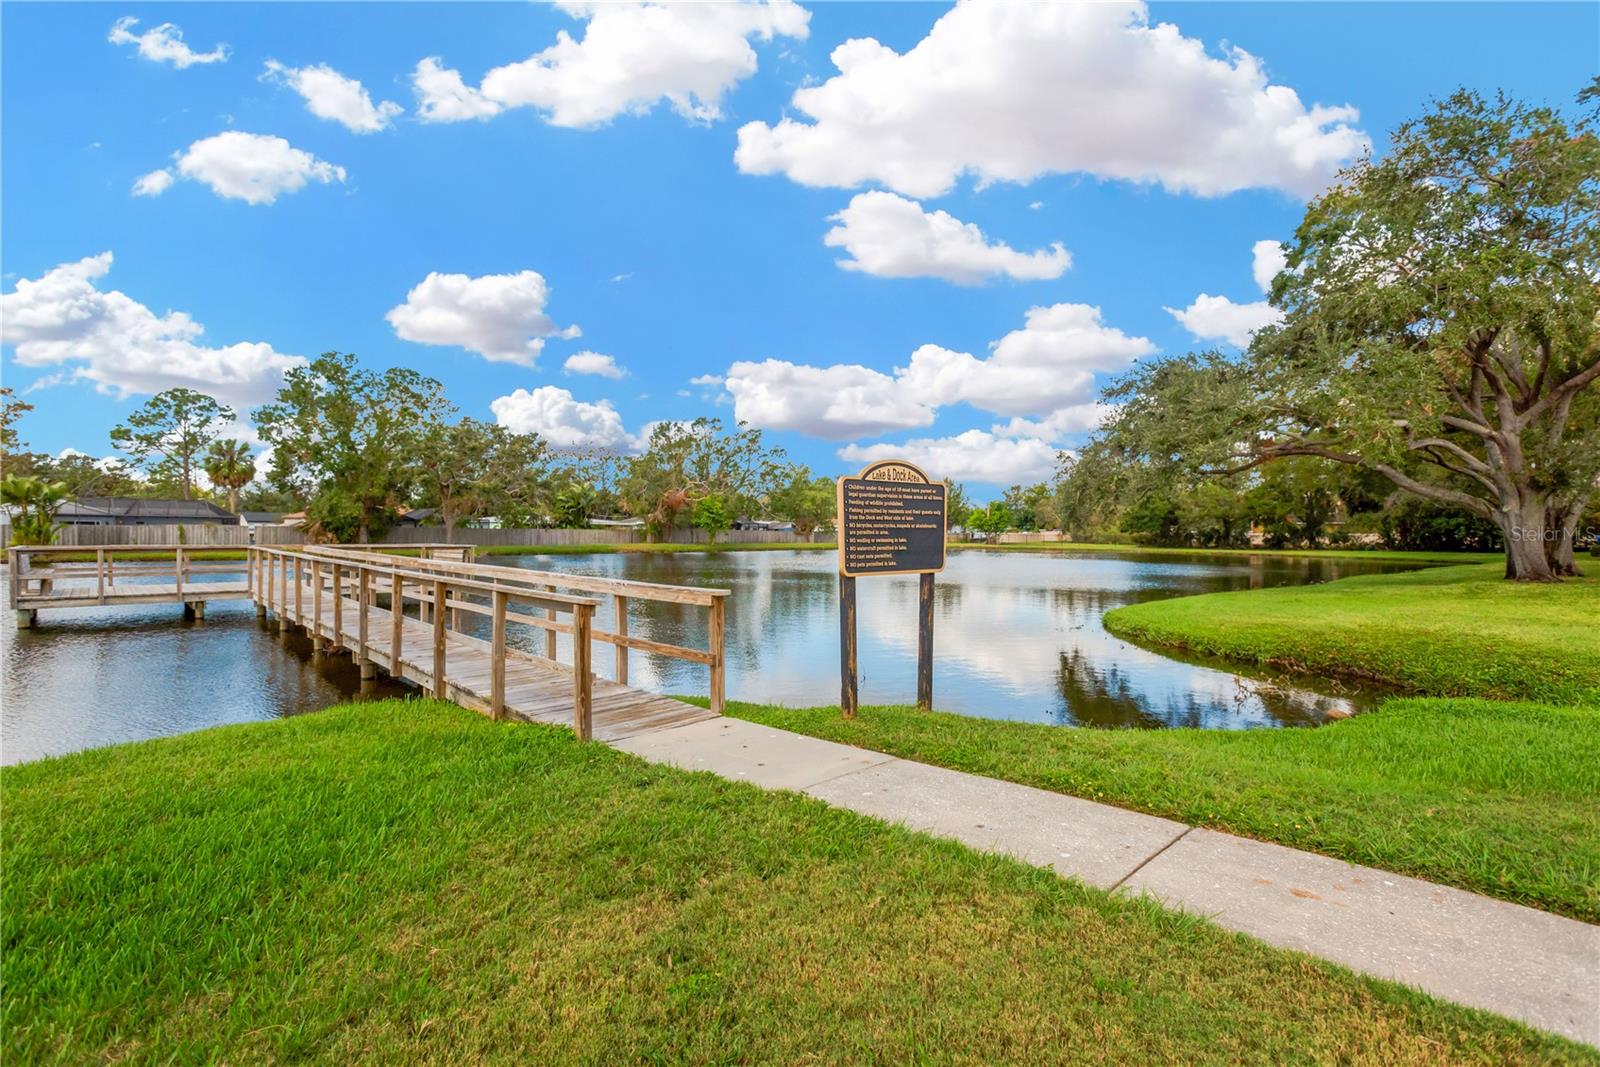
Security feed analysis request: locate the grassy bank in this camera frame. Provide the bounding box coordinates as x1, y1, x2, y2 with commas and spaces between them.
1103, 562, 1600, 705
954, 541, 1503, 564
4, 702, 1588, 1064
723, 698, 1600, 922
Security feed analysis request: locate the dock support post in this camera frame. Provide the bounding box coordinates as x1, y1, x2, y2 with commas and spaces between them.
390, 572, 404, 676
491, 590, 508, 720
184, 600, 206, 620
16, 609, 36, 629
708, 595, 726, 716
356, 569, 370, 670
311, 560, 322, 646
572, 603, 593, 741
613, 594, 629, 686
431, 580, 447, 699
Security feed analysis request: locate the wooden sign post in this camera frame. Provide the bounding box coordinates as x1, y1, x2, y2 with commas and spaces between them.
836, 460, 947, 718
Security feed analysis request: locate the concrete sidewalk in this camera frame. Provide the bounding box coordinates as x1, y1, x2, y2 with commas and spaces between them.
612, 717, 1600, 1047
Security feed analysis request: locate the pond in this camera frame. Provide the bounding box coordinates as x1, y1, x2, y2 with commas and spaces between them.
1, 548, 1422, 764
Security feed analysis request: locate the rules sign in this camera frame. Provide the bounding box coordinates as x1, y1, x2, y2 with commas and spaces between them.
836, 460, 947, 578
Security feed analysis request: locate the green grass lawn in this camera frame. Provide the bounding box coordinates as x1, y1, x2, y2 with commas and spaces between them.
1102, 562, 1600, 704
5, 702, 1590, 1064
723, 697, 1600, 922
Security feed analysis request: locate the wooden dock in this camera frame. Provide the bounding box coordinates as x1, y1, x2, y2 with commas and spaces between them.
7, 543, 731, 742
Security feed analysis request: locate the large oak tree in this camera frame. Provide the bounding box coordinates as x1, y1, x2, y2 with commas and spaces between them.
1106, 85, 1600, 580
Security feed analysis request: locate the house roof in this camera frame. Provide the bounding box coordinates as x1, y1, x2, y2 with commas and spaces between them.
75, 497, 239, 522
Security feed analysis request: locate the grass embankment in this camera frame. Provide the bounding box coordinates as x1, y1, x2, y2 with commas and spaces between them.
723, 698, 1600, 922
1103, 562, 1600, 705
955, 541, 1504, 564
725, 561, 1600, 919
4, 703, 1589, 1064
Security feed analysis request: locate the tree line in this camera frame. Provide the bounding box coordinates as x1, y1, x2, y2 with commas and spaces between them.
1, 356, 848, 545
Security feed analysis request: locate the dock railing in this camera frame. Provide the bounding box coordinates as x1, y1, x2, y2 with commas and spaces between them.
7, 545, 245, 609
250, 545, 607, 737
292, 545, 733, 715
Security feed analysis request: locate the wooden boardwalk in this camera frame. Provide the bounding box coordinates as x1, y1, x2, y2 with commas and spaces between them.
289, 579, 718, 742
7, 543, 730, 743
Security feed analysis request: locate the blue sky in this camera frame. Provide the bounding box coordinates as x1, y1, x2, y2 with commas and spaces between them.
3, 1, 1596, 494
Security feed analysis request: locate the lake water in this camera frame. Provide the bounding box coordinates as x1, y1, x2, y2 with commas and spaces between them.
1, 549, 1421, 764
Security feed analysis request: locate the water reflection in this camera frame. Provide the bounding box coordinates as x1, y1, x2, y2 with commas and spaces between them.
494, 548, 1415, 730
3, 548, 1423, 764
1, 587, 407, 765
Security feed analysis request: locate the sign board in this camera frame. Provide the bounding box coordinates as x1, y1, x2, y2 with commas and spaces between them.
836, 461, 947, 578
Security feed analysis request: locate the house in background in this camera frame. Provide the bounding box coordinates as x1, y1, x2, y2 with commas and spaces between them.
74, 497, 238, 525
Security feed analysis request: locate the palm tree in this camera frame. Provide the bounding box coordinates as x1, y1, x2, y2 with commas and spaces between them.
203, 439, 255, 515
1, 474, 68, 545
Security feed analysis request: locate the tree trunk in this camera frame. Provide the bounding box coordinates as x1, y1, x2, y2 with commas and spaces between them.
443, 513, 456, 544
227, 487, 239, 514
1501, 497, 1556, 581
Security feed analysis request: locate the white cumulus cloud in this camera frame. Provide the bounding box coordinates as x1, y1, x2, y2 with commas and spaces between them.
263, 61, 403, 133
724, 359, 935, 439
108, 16, 228, 68
735, 0, 1366, 199
1251, 239, 1289, 293
725, 303, 1153, 439
840, 430, 1060, 486
1167, 240, 1287, 346
386, 269, 579, 365
490, 386, 633, 449
564, 351, 625, 379
0, 252, 304, 406
991, 402, 1115, 442
131, 169, 175, 197
412, 57, 503, 122
1165, 295, 1282, 347
151, 131, 346, 205
416, 0, 808, 128
824, 191, 1069, 284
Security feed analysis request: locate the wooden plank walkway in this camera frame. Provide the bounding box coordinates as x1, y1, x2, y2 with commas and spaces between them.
289, 588, 719, 743
6, 543, 729, 744
15, 578, 251, 608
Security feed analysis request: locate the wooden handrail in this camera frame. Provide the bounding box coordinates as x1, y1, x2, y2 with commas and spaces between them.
286, 542, 729, 712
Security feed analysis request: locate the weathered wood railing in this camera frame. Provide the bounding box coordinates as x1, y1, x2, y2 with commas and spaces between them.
293, 545, 733, 714
249, 545, 609, 736
7, 545, 245, 615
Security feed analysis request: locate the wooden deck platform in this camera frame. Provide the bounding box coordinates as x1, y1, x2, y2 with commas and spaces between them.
293, 589, 719, 743
7, 543, 730, 744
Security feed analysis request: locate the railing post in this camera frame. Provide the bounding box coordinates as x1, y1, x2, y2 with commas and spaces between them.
175, 546, 186, 602
106, 549, 114, 589
332, 563, 343, 649
294, 555, 303, 625
262, 548, 271, 616
544, 586, 558, 659
491, 589, 508, 720
432, 579, 447, 698
708, 594, 726, 716
391, 571, 404, 674
96, 549, 105, 601
311, 559, 322, 644
613, 594, 628, 685
572, 603, 593, 741
357, 568, 371, 672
